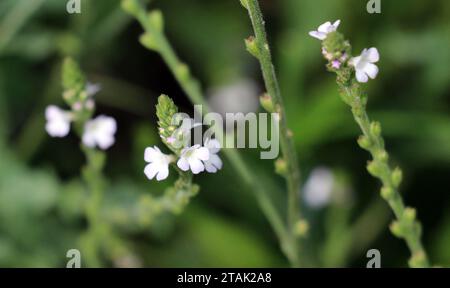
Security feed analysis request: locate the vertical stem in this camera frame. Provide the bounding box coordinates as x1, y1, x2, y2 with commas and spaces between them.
244, 0, 301, 264
80, 145, 107, 267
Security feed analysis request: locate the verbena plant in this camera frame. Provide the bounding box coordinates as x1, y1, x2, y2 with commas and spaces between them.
44, 0, 431, 267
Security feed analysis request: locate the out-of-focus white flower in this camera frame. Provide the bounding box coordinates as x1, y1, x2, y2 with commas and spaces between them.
349, 48, 380, 83
45, 105, 72, 137
303, 167, 334, 209
309, 20, 341, 40
209, 80, 259, 115
82, 115, 117, 150
177, 144, 209, 174
203, 138, 222, 173
144, 146, 172, 181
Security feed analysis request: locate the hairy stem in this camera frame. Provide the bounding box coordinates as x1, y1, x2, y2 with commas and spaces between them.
242, 0, 302, 266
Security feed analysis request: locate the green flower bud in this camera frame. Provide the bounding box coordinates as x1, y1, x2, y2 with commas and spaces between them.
376, 149, 389, 162
408, 251, 427, 268
275, 158, 288, 176
140, 33, 159, 51
148, 10, 164, 32
370, 121, 382, 137
245, 36, 259, 58
322, 31, 346, 55
294, 219, 309, 238
404, 207, 416, 223
392, 167, 403, 187
121, 0, 140, 16
380, 186, 394, 200
156, 95, 179, 137
175, 63, 190, 82
390, 221, 403, 238
260, 93, 275, 112
357, 135, 371, 150
367, 160, 383, 177
62, 58, 85, 93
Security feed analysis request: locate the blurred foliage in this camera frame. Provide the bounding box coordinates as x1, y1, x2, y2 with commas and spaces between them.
0, 0, 448, 267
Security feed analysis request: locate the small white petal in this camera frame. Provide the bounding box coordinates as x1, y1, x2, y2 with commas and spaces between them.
195, 147, 210, 161
366, 47, 379, 63
309, 31, 326, 40
189, 158, 205, 174
82, 132, 96, 148
177, 157, 190, 171
209, 154, 223, 170
364, 63, 379, 79
46, 105, 62, 120
144, 163, 159, 180
356, 70, 369, 83
98, 115, 117, 134
144, 146, 161, 163
317, 21, 332, 33
206, 139, 221, 154
333, 19, 341, 28
97, 135, 115, 150
156, 166, 169, 181
45, 106, 71, 137
204, 162, 218, 173
46, 120, 70, 138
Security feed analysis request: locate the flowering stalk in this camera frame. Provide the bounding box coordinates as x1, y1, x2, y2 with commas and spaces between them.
140, 95, 200, 224
311, 24, 430, 267
240, 0, 303, 266
47, 58, 119, 267
121, 0, 299, 266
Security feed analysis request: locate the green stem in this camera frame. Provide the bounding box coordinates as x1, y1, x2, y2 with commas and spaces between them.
80, 145, 107, 267
122, 0, 297, 266
339, 83, 430, 268
243, 0, 301, 265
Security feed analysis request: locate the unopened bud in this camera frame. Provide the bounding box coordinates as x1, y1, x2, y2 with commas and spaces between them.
370, 121, 382, 137
392, 167, 403, 187
275, 158, 288, 176
148, 10, 164, 32
259, 93, 275, 112
294, 220, 309, 238
380, 186, 394, 200
245, 36, 259, 58
357, 135, 371, 150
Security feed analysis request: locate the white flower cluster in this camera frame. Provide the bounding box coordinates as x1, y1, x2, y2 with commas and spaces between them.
45, 84, 117, 150
144, 118, 223, 181
309, 20, 380, 83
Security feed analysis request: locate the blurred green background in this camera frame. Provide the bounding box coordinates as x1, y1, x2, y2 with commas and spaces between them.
0, 0, 449, 267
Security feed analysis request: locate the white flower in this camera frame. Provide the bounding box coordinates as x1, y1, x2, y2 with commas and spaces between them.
144, 146, 172, 181
45, 105, 71, 137
349, 47, 380, 83
309, 20, 341, 40
203, 138, 223, 173
82, 115, 117, 150
177, 144, 209, 174
303, 167, 334, 209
